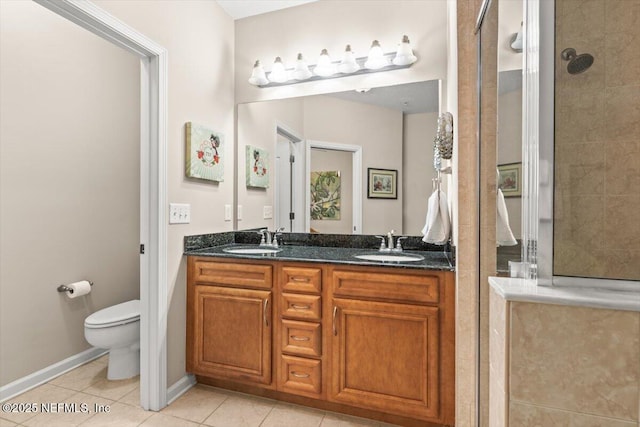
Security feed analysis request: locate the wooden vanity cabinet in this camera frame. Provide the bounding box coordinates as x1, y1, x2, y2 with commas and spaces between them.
187, 257, 273, 386
328, 266, 455, 426
187, 257, 455, 427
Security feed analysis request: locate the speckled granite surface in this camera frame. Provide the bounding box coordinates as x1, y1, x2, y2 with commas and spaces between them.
184, 230, 455, 271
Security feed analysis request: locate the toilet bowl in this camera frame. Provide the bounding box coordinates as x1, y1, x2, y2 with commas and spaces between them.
84, 299, 140, 380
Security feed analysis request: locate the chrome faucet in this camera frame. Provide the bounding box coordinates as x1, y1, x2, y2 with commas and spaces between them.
387, 230, 395, 250
375, 235, 391, 252
257, 228, 284, 248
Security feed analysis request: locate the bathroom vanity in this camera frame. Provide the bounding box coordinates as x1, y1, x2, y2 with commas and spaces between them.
185, 235, 455, 427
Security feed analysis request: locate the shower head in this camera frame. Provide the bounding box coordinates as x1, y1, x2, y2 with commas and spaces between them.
561, 48, 594, 74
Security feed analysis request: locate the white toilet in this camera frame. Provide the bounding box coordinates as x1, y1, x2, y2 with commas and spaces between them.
84, 299, 140, 380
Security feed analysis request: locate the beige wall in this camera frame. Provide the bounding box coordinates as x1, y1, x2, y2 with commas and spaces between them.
0, 1, 140, 385
403, 112, 439, 235
310, 149, 353, 234
93, 0, 235, 387
490, 288, 640, 427
234, 0, 448, 104
553, 0, 640, 280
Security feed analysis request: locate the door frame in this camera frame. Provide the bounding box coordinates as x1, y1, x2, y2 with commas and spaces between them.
34, 0, 168, 410
306, 141, 362, 234
275, 123, 304, 232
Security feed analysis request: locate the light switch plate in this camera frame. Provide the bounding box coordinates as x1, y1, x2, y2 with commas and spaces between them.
263, 205, 273, 219
169, 203, 191, 224
224, 204, 232, 222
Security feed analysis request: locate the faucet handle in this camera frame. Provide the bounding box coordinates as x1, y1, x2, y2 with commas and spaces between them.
256, 229, 267, 245
272, 229, 284, 247
394, 236, 409, 252
375, 235, 389, 252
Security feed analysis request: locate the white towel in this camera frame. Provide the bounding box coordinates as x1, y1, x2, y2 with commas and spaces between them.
421, 189, 451, 245
496, 189, 517, 246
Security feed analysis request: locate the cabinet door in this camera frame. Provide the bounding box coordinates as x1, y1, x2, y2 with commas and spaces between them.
191, 285, 272, 385
330, 298, 439, 420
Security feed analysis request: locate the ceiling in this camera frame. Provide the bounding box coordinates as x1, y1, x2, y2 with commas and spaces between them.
216, 0, 318, 20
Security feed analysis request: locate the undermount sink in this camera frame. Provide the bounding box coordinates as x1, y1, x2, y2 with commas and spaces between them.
222, 246, 282, 255
354, 253, 425, 263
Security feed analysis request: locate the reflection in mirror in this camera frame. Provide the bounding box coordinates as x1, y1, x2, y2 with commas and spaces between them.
496, 70, 522, 274
237, 80, 443, 236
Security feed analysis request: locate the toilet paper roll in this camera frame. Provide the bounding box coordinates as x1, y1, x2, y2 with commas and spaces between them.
66, 280, 92, 299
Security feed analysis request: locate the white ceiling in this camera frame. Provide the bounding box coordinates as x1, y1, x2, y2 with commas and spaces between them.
216, 0, 318, 20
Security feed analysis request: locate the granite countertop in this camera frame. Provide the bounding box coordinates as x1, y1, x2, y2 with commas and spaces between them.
184, 231, 455, 271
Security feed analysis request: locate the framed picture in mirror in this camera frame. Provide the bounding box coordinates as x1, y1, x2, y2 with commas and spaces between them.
498, 162, 522, 197
367, 168, 397, 199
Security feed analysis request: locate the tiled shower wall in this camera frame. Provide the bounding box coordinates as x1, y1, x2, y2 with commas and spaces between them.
554, 0, 640, 280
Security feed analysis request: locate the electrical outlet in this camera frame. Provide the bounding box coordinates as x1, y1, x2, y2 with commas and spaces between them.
263, 205, 273, 219
169, 203, 191, 224
224, 204, 232, 222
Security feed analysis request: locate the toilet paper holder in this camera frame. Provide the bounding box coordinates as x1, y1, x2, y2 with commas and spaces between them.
57, 281, 94, 293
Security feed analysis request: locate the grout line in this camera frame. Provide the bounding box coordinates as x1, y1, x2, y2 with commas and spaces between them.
258, 403, 276, 427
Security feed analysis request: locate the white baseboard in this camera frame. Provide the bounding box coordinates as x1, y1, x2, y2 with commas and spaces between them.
0, 347, 107, 402
167, 374, 196, 405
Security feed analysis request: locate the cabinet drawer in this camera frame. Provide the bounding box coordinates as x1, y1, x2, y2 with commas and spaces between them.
281, 293, 322, 321
279, 355, 322, 398
193, 260, 272, 289
281, 266, 322, 294
331, 269, 439, 304
281, 320, 321, 357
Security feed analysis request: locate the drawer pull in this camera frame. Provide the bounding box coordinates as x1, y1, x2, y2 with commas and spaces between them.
291, 304, 311, 310
290, 335, 310, 341
291, 371, 310, 378
263, 299, 270, 327
291, 277, 309, 282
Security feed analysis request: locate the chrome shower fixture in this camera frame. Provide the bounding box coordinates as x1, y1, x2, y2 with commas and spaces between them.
561, 48, 594, 74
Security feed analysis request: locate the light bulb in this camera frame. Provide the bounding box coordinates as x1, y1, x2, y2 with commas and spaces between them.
248, 60, 269, 86
268, 57, 288, 83
313, 49, 336, 77
364, 40, 389, 70
292, 53, 312, 80
392, 35, 417, 66
338, 44, 360, 74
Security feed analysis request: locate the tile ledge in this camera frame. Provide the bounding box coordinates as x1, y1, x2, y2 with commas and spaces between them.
489, 277, 640, 312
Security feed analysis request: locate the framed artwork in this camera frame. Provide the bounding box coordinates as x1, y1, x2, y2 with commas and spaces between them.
185, 122, 224, 182
310, 171, 341, 220
246, 145, 270, 188
498, 162, 522, 197
367, 168, 397, 199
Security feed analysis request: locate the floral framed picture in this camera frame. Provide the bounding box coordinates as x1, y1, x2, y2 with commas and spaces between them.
310, 171, 341, 220
246, 145, 270, 188
185, 122, 224, 182
498, 162, 522, 197
367, 168, 397, 199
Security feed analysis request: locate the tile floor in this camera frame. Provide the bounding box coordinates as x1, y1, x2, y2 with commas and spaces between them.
0, 356, 400, 427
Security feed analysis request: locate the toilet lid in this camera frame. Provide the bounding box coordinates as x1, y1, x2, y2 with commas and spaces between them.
85, 299, 140, 329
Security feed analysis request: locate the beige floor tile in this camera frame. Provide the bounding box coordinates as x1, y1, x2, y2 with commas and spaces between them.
261, 402, 325, 427
49, 359, 108, 391
92, 355, 109, 366
117, 384, 140, 408
0, 384, 76, 424
160, 385, 228, 423
202, 393, 275, 427
320, 413, 381, 427
0, 418, 18, 427
81, 376, 139, 401
77, 402, 151, 427
139, 412, 199, 427
22, 392, 114, 427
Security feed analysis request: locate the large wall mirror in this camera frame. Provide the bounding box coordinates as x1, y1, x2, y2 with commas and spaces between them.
236, 80, 443, 236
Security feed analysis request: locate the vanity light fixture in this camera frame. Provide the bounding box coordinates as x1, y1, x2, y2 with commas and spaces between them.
292, 53, 312, 80
314, 49, 337, 77
364, 40, 390, 70
248, 35, 418, 88
268, 57, 288, 83
248, 60, 269, 86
